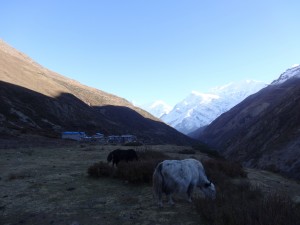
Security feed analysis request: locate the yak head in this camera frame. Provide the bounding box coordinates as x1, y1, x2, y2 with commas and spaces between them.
199, 181, 216, 199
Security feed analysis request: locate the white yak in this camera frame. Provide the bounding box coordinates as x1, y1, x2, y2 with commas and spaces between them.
153, 159, 216, 207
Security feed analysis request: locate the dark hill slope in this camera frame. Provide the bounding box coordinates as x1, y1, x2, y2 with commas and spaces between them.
0, 40, 194, 145
198, 78, 300, 179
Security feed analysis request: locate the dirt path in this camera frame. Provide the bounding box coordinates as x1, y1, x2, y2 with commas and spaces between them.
0, 144, 204, 225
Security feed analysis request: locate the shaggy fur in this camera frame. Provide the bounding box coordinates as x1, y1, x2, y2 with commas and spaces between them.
153, 159, 216, 207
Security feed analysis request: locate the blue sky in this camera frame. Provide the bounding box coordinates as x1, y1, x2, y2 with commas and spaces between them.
1, 0, 299, 106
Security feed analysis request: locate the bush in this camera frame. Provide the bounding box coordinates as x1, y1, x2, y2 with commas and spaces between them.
195, 158, 300, 225
195, 187, 300, 225
115, 160, 161, 183
87, 150, 172, 184
203, 159, 247, 180
8, 173, 29, 181
137, 150, 170, 161
115, 150, 172, 184
87, 161, 115, 178
124, 142, 143, 146
178, 149, 196, 154
192, 143, 222, 158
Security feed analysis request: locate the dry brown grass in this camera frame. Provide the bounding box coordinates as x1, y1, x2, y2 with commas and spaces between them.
87, 150, 172, 184
87, 161, 115, 178
195, 159, 300, 225
2, 144, 300, 225
88, 150, 300, 224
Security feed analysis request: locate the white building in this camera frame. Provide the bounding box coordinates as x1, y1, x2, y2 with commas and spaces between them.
61, 132, 87, 141
107, 134, 137, 144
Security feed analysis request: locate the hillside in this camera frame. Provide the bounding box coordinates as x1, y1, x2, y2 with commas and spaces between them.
0, 40, 194, 145
197, 66, 300, 179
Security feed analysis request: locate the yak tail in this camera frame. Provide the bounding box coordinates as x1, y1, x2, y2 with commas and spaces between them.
152, 163, 164, 206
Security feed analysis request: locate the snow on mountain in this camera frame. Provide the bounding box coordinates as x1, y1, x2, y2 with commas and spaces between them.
271, 64, 300, 85
161, 80, 268, 135
140, 100, 172, 118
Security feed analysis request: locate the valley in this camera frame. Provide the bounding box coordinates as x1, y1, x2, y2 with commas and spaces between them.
1, 3, 300, 224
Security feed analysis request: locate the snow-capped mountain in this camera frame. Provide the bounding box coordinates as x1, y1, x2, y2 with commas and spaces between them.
196, 64, 300, 179
161, 80, 268, 135
140, 100, 172, 118
271, 64, 300, 85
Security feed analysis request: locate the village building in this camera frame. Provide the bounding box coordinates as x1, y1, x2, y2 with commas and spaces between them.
61, 131, 87, 141
62, 131, 136, 144
107, 134, 137, 144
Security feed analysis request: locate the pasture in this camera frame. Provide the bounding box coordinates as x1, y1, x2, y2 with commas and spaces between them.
1, 143, 206, 225
1, 141, 300, 225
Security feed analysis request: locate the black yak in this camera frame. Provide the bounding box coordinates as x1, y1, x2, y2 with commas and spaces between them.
107, 149, 138, 166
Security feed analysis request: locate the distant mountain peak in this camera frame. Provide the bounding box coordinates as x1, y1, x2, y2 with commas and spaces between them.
187, 91, 219, 104
140, 100, 172, 118
160, 79, 267, 135
271, 64, 300, 85
191, 91, 219, 98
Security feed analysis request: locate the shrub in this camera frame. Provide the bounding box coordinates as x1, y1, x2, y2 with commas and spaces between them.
195, 159, 300, 225
124, 142, 143, 146
195, 187, 300, 225
87, 150, 172, 184
115, 160, 161, 184
8, 173, 29, 181
115, 150, 172, 184
192, 143, 222, 158
137, 150, 170, 161
178, 149, 196, 154
203, 159, 247, 181
87, 161, 115, 178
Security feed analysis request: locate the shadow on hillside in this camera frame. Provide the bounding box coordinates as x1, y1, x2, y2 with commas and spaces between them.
0, 81, 109, 133
93, 105, 198, 144
0, 81, 196, 145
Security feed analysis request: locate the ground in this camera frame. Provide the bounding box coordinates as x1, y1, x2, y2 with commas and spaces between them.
1, 139, 300, 225
1, 142, 205, 225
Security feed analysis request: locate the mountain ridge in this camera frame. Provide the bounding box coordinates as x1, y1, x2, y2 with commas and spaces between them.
160, 80, 267, 135
197, 65, 300, 179
139, 100, 172, 118
0, 39, 194, 145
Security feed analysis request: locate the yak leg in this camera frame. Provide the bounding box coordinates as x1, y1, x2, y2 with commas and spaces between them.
167, 194, 175, 205
113, 158, 119, 167
187, 184, 194, 202
156, 188, 163, 207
